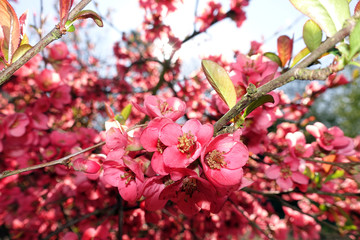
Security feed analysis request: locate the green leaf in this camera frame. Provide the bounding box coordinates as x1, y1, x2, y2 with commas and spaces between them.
242, 94, 274, 119
303, 166, 313, 178
343, 221, 358, 231
289, 0, 350, 37
319, 204, 328, 211
336, 42, 350, 61
120, 104, 132, 124
324, 169, 345, 182
74, 10, 104, 27
303, 20, 323, 51
65, 20, 75, 32
114, 114, 123, 124
11, 44, 32, 63
264, 52, 282, 67
349, 20, 360, 59
114, 104, 132, 125
201, 59, 237, 109
349, 61, 360, 67
291, 47, 310, 67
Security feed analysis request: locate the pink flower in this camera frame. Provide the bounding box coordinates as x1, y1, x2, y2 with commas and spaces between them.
36, 69, 61, 92
50, 85, 71, 109
201, 131, 248, 189
28, 109, 49, 130
5, 113, 29, 137
196, 1, 225, 32
159, 119, 213, 168
48, 41, 69, 61
103, 156, 144, 203
72, 158, 101, 174
63, 232, 78, 240
286, 131, 313, 159
134, 95, 186, 121
306, 122, 354, 155
231, 53, 279, 88
142, 175, 168, 211
106, 127, 128, 150
50, 130, 77, 147
326, 73, 349, 88
140, 117, 172, 175
159, 169, 219, 215
105, 127, 128, 162
265, 160, 308, 190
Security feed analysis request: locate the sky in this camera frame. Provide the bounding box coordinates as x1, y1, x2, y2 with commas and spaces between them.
11, 0, 357, 77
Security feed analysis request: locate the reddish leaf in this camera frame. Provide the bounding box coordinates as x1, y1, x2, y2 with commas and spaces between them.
277, 35, 293, 67
19, 10, 27, 37
322, 154, 336, 173
59, 0, 74, 29
74, 10, 104, 27
0, 0, 20, 63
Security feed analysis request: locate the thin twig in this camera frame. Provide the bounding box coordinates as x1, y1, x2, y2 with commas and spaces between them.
0, 141, 105, 179
244, 187, 360, 198
304, 157, 360, 170
41, 204, 117, 240
0, 0, 92, 86
229, 199, 274, 240
272, 195, 354, 240
117, 194, 124, 240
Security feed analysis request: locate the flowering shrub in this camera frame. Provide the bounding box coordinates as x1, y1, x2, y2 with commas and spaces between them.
0, 0, 360, 239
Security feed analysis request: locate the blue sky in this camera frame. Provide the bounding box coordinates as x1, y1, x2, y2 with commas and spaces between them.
11, 0, 357, 76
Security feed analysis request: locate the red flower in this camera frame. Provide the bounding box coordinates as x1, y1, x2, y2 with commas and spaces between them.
201, 130, 248, 190
103, 156, 145, 203
5, 113, 29, 137
159, 169, 219, 215
134, 95, 186, 121
140, 117, 172, 175
306, 122, 354, 155
159, 119, 213, 168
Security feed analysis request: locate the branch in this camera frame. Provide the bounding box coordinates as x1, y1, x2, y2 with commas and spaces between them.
0, 141, 105, 179
213, 17, 358, 133
0, 0, 92, 86
293, 67, 334, 80
244, 187, 360, 198
182, 9, 237, 44
117, 194, 124, 240
42, 204, 117, 240
271, 194, 354, 240
304, 157, 360, 172
229, 199, 274, 240
244, 188, 358, 239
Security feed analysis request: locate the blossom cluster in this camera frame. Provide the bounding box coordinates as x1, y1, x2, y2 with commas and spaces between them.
103, 95, 251, 215
1, 0, 360, 239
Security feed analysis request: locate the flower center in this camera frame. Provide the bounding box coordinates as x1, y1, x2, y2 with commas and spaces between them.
181, 177, 197, 197
177, 132, 196, 154
156, 139, 167, 153
205, 150, 226, 169
280, 167, 292, 178
159, 101, 173, 115
322, 132, 334, 146
294, 144, 305, 155
121, 170, 135, 186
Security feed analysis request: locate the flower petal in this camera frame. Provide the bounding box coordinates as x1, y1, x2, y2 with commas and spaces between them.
291, 172, 308, 184
182, 119, 201, 135
159, 123, 182, 146
265, 165, 281, 179
276, 177, 293, 190
163, 146, 189, 168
